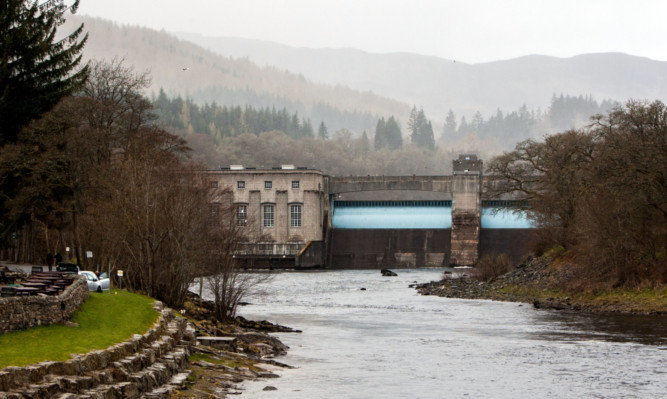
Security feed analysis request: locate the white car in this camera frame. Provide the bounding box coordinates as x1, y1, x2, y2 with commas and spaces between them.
79, 270, 110, 292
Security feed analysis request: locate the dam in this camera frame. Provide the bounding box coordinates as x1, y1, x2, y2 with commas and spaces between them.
205, 155, 537, 269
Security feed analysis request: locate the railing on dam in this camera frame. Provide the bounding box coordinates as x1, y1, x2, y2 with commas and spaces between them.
335, 200, 452, 207
235, 242, 303, 257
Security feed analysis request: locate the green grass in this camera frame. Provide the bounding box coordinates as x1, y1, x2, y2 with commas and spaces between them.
0, 290, 159, 369
499, 285, 667, 313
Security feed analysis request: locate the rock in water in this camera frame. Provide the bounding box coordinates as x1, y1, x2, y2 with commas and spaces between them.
381, 269, 397, 277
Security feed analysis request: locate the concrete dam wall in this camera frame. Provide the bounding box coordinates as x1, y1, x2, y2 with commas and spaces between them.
329, 228, 537, 269
329, 229, 452, 269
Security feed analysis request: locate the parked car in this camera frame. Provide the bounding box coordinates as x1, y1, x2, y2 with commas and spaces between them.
79, 270, 110, 293
56, 262, 79, 274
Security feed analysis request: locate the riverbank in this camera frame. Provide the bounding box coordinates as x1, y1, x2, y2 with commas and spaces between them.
415, 254, 667, 315
171, 293, 298, 398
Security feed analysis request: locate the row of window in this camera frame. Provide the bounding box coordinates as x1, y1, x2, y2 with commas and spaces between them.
236, 204, 302, 228
236, 180, 300, 189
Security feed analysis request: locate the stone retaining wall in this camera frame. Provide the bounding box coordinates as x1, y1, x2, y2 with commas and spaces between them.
0, 277, 89, 334
0, 302, 196, 398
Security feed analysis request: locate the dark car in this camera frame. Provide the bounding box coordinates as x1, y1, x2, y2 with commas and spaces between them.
56, 262, 79, 274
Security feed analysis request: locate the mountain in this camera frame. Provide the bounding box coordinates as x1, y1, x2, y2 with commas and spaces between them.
63, 15, 667, 138
61, 16, 410, 133
176, 33, 667, 122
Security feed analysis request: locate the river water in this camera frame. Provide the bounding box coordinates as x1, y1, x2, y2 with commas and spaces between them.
233, 269, 666, 398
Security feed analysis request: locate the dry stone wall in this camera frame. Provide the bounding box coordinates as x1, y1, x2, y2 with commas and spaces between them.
0, 277, 89, 334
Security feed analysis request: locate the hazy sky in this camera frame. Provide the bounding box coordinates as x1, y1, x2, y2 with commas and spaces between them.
77, 0, 666, 64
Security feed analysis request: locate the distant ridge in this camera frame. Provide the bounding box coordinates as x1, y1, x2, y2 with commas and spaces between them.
177, 32, 667, 121
63, 15, 410, 132
65, 15, 667, 130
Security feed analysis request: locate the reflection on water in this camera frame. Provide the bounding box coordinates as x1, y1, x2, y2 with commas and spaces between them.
225, 269, 666, 399
531, 311, 667, 346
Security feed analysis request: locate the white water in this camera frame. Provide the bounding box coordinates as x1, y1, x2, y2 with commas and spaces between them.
232, 269, 666, 398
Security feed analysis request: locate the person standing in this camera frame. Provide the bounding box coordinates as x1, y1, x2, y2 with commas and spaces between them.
55, 252, 63, 265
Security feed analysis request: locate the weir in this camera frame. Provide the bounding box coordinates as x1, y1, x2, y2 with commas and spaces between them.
207, 154, 537, 269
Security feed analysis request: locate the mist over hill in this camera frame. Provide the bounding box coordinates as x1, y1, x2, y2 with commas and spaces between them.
176, 32, 667, 122
62, 16, 410, 134
60, 14, 667, 159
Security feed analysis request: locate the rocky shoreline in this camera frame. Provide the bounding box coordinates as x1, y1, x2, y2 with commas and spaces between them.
171, 293, 298, 398
414, 256, 667, 315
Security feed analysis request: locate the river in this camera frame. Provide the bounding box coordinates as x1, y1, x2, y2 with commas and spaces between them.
234, 268, 666, 399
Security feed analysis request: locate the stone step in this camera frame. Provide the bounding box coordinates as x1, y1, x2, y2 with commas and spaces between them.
139, 369, 192, 399
127, 363, 166, 394
59, 374, 96, 392
168, 370, 192, 387
79, 381, 139, 399
17, 380, 60, 399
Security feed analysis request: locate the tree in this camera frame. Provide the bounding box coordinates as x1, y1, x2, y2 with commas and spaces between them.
358, 130, 370, 155
374, 117, 387, 150
0, 0, 88, 246
199, 198, 269, 321
487, 100, 666, 287
485, 131, 594, 246
471, 111, 484, 131
575, 100, 667, 285
408, 106, 435, 149
385, 116, 403, 150
443, 109, 457, 139
317, 121, 329, 140
0, 0, 88, 145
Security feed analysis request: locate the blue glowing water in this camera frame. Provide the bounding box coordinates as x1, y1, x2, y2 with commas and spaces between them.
481, 208, 534, 229
332, 206, 452, 229
332, 204, 534, 229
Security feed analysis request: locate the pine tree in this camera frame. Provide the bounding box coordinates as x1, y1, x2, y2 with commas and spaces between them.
385, 116, 403, 150
408, 106, 435, 149
359, 130, 370, 154
318, 121, 329, 140
443, 109, 457, 138
374, 117, 387, 150
0, 0, 88, 145
299, 117, 313, 138
422, 120, 435, 150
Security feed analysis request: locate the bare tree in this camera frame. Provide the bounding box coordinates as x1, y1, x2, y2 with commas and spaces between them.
486, 100, 666, 288
194, 189, 270, 322
485, 130, 595, 246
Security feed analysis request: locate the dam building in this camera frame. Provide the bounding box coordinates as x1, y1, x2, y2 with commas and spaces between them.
205, 155, 536, 269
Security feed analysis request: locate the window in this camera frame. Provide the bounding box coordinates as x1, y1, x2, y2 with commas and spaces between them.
210, 181, 218, 188
263, 204, 274, 227
236, 205, 247, 226
237, 181, 245, 189
292, 180, 300, 189
290, 204, 302, 227
264, 181, 272, 189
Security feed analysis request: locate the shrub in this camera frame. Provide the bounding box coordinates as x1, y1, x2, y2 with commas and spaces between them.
473, 254, 512, 281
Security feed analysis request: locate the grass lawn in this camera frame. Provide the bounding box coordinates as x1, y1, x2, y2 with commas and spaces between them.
0, 290, 159, 369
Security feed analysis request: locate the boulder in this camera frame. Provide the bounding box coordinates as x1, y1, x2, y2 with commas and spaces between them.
381, 269, 397, 277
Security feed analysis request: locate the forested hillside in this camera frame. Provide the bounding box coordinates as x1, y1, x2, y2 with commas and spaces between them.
60, 16, 409, 134
65, 15, 663, 167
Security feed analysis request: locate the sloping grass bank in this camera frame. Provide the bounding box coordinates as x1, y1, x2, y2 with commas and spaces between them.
499, 285, 667, 314
417, 254, 667, 315
0, 291, 159, 369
